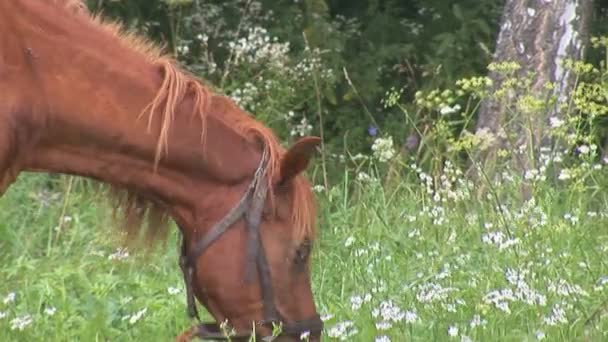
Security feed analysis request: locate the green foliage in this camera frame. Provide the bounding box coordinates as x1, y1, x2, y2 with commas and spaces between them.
0, 175, 193, 340
87, 0, 504, 158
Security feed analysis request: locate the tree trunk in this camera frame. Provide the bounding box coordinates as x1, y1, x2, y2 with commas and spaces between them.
472, 0, 593, 187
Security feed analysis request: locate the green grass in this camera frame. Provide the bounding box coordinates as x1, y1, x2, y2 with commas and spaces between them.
1, 157, 608, 341
0, 175, 191, 341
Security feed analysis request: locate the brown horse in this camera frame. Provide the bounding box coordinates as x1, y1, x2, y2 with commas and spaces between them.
0, 0, 324, 340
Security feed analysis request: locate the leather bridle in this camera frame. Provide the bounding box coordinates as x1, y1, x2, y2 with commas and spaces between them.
178, 148, 324, 340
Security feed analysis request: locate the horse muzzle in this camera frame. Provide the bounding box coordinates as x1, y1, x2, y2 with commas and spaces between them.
188, 314, 324, 341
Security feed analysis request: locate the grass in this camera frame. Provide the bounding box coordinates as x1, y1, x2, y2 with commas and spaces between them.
0, 175, 190, 341
1, 153, 608, 341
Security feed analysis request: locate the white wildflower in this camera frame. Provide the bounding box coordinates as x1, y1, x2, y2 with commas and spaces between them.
577, 145, 590, 155
483, 289, 515, 313
196, 33, 208, 43
327, 321, 358, 340
44, 307, 56, 316
229, 26, 290, 68
10, 315, 33, 331
344, 236, 355, 247
563, 213, 578, 225
416, 283, 458, 303
547, 279, 589, 298
356, 172, 375, 183
549, 117, 564, 128
405, 214, 417, 222
558, 169, 571, 180
474, 127, 498, 151
405, 310, 419, 323
108, 247, 129, 261
544, 303, 567, 326
290, 117, 313, 137
320, 313, 334, 321
470, 314, 487, 328
3, 292, 15, 304
482, 231, 520, 250
350, 295, 363, 311
167, 287, 181, 295
312, 185, 325, 193
448, 325, 459, 337
536, 330, 546, 340
176, 45, 190, 55
375, 321, 392, 330
371, 137, 396, 162
129, 308, 147, 325
439, 104, 461, 115
524, 168, 545, 181
371, 300, 405, 322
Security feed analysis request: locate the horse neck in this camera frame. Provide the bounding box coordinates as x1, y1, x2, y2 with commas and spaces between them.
4, 0, 264, 222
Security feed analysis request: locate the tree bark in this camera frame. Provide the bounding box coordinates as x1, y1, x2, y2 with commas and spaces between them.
472, 0, 593, 184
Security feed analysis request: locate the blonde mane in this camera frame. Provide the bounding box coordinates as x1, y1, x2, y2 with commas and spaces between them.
57, 0, 316, 242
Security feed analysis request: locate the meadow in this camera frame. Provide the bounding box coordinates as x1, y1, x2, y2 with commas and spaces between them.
2, 2, 608, 341
1, 140, 607, 341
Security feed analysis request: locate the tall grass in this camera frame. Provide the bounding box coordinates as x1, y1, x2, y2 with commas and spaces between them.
3, 47, 608, 342
1, 146, 607, 341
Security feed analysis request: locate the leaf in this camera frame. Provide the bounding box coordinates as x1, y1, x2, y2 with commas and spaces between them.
453, 4, 464, 21
343, 89, 355, 102
474, 18, 493, 36
324, 85, 338, 105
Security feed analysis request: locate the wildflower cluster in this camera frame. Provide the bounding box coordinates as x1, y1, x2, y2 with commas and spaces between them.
229, 82, 260, 111
573, 82, 608, 116
561, 58, 598, 75
413, 160, 472, 205
326, 320, 358, 340
289, 115, 313, 137
381, 87, 404, 109
456, 127, 505, 152
414, 88, 461, 115
487, 61, 521, 75
455, 76, 493, 97
371, 136, 396, 162
167, 0, 337, 142
590, 35, 608, 49
292, 48, 334, 81
228, 26, 290, 68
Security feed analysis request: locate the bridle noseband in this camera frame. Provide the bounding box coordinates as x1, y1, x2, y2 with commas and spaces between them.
178, 148, 324, 340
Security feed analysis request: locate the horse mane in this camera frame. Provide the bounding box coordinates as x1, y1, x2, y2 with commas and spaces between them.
51, 0, 316, 245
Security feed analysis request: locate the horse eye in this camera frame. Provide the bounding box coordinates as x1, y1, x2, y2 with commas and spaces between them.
294, 240, 311, 265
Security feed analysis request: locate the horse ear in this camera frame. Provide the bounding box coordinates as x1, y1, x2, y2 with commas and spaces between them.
278, 136, 321, 185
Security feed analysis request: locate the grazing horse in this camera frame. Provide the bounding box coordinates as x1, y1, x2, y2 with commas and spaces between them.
0, 0, 324, 340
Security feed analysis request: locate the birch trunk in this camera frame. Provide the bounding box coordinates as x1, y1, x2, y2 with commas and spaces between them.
472, 0, 593, 182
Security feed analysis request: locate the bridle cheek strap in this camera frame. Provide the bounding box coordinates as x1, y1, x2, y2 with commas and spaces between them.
243, 172, 281, 323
